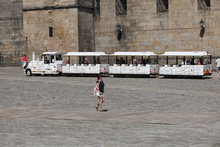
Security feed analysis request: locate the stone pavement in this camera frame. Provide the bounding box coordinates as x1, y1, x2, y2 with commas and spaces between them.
0, 67, 220, 147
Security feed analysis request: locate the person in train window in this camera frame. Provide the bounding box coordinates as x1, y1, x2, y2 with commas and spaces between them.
119, 57, 125, 64
196, 59, 201, 65
186, 59, 191, 65
190, 58, 195, 65
84, 57, 89, 65
44, 56, 49, 64
181, 59, 185, 65
66, 58, 70, 64
133, 58, 138, 66
116, 59, 120, 64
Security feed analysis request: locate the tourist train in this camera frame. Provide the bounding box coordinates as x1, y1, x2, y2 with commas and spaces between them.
24, 51, 212, 78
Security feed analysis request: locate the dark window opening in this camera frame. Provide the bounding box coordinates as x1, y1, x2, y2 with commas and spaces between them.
95, 0, 100, 14
116, 0, 127, 15
198, 0, 210, 10
157, 0, 169, 12
56, 55, 62, 61
49, 27, 53, 37
51, 55, 55, 63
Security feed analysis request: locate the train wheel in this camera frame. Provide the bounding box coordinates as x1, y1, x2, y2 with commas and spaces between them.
26, 69, 32, 76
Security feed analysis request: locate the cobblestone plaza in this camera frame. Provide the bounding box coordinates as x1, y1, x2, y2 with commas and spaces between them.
0, 67, 220, 146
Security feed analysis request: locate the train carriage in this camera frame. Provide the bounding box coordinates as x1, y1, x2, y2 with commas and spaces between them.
159, 51, 212, 78
62, 52, 109, 76
108, 52, 159, 77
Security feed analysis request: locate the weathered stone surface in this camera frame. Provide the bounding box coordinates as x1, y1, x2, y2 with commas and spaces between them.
1, 0, 220, 66
0, 0, 26, 66
23, 8, 79, 59
23, 0, 77, 9
78, 11, 95, 52
23, 0, 95, 59
95, 0, 220, 56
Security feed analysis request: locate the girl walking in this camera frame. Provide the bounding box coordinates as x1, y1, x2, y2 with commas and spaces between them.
95, 75, 105, 111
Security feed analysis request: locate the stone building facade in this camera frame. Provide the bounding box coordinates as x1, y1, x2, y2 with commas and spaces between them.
95, 0, 220, 57
23, 0, 95, 59
0, 0, 26, 66
0, 0, 220, 66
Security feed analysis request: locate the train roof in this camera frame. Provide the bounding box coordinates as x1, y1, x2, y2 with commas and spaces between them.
64, 52, 107, 56
111, 52, 157, 56
161, 51, 211, 56
42, 52, 64, 55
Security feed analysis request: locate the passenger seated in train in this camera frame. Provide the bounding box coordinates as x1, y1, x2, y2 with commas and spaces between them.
141, 59, 147, 65
133, 58, 138, 66
181, 59, 185, 65
186, 59, 191, 65
150, 59, 157, 65
96, 57, 101, 64
44, 56, 49, 64
145, 59, 151, 64
190, 58, 195, 65
84, 57, 89, 65
66, 58, 70, 64
116, 59, 120, 64
119, 57, 125, 65
181, 59, 191, 65
195, 59, 201, 65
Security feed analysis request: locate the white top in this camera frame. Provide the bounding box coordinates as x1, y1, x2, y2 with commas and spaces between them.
215, 58, 220, 67
111, 52, 157, 56
42, 52, 64, 55
64, 52, 107, 56
161, 51, 211, 56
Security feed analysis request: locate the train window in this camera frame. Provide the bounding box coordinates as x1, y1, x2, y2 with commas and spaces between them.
56, 55, 62, 61
51, 55, 55, 63
44, 55, 50, 64
157, 0, 169, 12
95, 0, 100, 14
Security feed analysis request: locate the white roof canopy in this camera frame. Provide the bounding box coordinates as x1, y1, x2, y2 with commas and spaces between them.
42, 52, 64, 55
111, 52, 157, 56
64, 52, 107, 56
161, 51, 211, 56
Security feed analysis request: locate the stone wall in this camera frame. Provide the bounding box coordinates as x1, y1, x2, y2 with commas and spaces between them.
0, 0, 26, 66
2, 0, 220, 66
95, 0, 220, 57
23, 0, 77, 9
23, 0, 95, 59
78, 11, 95, 52
78, 0, 95, 52
23, 8, 79, 59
